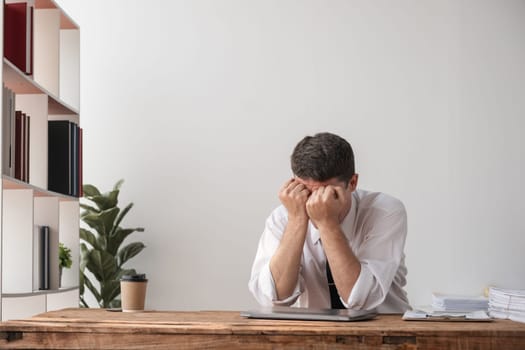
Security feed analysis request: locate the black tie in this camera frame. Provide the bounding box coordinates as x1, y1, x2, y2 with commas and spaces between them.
326, 261, 346, 309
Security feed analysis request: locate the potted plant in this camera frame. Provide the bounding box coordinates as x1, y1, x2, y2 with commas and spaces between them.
79, 179, 145, 308
58, 242, 73, 288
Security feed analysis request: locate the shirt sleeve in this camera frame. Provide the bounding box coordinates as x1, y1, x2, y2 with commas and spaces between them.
248, 207, 305, 306
344, 203, 407, 310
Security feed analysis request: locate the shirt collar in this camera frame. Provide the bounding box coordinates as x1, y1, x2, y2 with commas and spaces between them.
309, 191, 358, 245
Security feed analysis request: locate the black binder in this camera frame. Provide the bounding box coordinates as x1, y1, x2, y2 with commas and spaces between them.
48, 120, 71, 195
39, 226, 50, 290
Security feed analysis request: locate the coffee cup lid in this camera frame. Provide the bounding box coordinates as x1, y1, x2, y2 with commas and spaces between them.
121, 273, 147, 282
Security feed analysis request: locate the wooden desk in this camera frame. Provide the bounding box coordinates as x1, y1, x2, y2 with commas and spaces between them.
0, 308, 524, 349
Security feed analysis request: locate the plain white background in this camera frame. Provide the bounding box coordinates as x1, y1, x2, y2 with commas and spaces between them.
56, 0, 525, 310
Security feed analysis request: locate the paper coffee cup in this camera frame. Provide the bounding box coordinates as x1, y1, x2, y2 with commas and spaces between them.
120, 274, 148, 312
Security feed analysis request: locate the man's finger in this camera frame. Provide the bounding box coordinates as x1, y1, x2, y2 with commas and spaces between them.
306, 193, 315, 205
280, 178, 295, 192
320, 186, 335, 201
302, 187, 312, 195
333, 186, 345, 201
290, 182, 305, 193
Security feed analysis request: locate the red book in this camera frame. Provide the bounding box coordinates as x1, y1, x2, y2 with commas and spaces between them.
21, 113, 26, 181
25, 114, 30, 182
4, 2, 33, 74
15, 111, 22, 180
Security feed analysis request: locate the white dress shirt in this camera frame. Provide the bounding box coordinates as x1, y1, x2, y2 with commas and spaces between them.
248, 189, 410, 313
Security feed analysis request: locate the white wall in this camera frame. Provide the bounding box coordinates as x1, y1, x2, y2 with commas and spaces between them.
56, 0, 525, 310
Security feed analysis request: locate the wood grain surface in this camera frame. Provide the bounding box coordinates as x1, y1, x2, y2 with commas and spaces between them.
0, 308, 524, 349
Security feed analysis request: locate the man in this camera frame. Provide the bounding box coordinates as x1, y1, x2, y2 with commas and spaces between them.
248, 132, 410, 313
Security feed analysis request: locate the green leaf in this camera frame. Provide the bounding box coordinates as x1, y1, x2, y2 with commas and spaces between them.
85, 193, 118, 212
83, 184, 101, 197
79, 243, 90, 272
107, 228, 143, 256
105, 189, 120, 210
80, 229, 99, 250
79, 296, 89, 308
86, 250, 117, 282
80, 203, 100, 214
101, 280, 121, 308
110, 203, 133, 236
83, 273, 101, 303
79, 271, 85, 296
113, 179, 124, 191
96, 234, 107, 251
82, 207, 120, 236
118, 242, 146, 267
59, 243, 73, 268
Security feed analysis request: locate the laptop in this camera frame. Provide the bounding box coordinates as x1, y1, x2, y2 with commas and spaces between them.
240, 306, 377, 322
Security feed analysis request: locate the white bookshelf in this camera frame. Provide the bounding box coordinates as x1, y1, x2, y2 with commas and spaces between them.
15, 94, 48, 189
3, 59, 78, 114
1, 0, 80, 320
59, 29, 80, 110
34, 196, 60, 291
59, 201, 80, 288
47, 287, 78, 311
1, 293, 45, 321
33, 8, 61, 97
2, 189, 34, 293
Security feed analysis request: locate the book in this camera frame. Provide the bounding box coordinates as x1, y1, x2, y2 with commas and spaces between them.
4, 2, 33, 75
24, 113, 30, 182
2, 85, 16, 176
48, 120, 82, 197
15, 111, 22, 180
48, 120, 71, 195
13, 111, 31, 182
9, 91, 16, 177
39, 225, 50, 290
70, 122, 77, 197
21, 112, 25, 181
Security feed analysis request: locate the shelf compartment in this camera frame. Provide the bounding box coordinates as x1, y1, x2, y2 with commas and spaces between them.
1, 189, 34, 294
34, 0, 80, 29
3, 59, 78, 115
3, 175, 78, 201
34, 196, 60, 291
59, 201, 80, 288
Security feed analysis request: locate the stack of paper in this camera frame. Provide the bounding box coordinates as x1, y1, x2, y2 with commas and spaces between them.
431, 293, 489, 312
488, 287, 525, 323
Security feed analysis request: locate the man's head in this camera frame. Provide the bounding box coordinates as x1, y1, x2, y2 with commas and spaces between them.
291, 132, 355, 185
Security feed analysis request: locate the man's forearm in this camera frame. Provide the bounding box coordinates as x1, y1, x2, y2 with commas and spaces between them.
269, 217, 308, 300
319, 224, 361, 302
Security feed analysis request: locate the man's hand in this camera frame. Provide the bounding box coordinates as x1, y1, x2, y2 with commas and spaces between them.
307, 185, 360, 303
271, 179, 311, 301
306, 185, 347, 229
279, 179, 311, 221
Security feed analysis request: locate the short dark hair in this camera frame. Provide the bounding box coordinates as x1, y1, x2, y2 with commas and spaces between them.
291, 132, 355, 183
